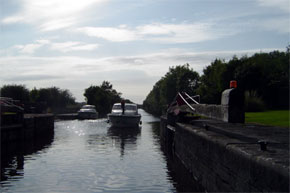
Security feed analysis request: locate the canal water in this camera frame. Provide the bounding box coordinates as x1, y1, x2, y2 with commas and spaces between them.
1, 110, 204, 192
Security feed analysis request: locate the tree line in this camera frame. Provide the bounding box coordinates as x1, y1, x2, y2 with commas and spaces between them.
2, 49, 288, 116
143, 50, 289, 116
0, 81, 127, 116
84, 81, 124, 116
0, 85, 76, 113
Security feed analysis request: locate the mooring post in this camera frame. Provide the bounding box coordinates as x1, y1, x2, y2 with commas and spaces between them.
221, 80, 245, 123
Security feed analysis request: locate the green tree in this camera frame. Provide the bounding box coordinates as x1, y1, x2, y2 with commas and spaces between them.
84, 81, 122, 116
236, 51, 289, 109
30, 87, 39, 103
32, 87, 75, 112
143, 64, 200, 116
197, 59, 227, 104
197, 50, 289, 109
0, 84, 30, 102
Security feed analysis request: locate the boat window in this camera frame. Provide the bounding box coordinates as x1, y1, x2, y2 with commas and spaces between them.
125, 105, 137, 110
112, 104, 122, 110
83, 105, 95, 109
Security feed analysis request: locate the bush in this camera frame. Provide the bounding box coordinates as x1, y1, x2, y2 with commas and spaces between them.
245, 91, 266, 112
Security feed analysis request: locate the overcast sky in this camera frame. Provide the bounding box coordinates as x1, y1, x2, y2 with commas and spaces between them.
0, 0, 289, 103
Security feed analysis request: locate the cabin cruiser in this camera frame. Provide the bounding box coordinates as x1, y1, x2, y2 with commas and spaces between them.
77, 105, 98, 119
107, 103, 141, 128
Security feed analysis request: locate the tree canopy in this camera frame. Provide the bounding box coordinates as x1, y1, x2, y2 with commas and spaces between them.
143, 64, 200, 115
0, 85, 76, 113
197, 50, 289, 109
0, 84, 30, 102
84, 81, 122, 116
30, 87, 76, 109
143, 50, 289, 116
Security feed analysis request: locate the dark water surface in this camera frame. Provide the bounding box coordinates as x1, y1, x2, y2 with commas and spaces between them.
1, 110, 203, 192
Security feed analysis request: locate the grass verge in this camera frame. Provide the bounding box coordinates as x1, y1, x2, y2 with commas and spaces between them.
245, 110, 289, 128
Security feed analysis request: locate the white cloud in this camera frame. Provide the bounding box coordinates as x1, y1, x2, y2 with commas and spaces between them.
50, 42, 81, 52
1, 0, 107, 31
14, 43, 43, 54
257, 0, 290, 12
10, 40, 99, 54
50, 41, 99, 52
70, 44, 99, 51
76, 27, 139, 42
1, 16, 24, 24
39, 18, 76, 31
139, 23, 220, 43
77, 22, 228, 43
259, 17, 290, 34
0, 48, 284, 103
137, 23, 173, 35
35, 39, 51, 44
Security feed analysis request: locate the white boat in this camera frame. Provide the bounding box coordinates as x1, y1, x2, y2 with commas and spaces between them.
77, 105, 98, 119
107, 103, 141, 128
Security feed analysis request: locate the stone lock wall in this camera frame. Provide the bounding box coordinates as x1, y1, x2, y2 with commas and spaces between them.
161, 84, 288, 192
171, 122, 289, 192
1, 114, 54, 144
192, 88, 245, 123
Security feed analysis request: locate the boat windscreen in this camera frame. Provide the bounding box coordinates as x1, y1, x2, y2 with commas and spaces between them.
112, 104, 122, 110
83, 106, 95, 109
125, 105, 137, 110
112, 104, 137, 111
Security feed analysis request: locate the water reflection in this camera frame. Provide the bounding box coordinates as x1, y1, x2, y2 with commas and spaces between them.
150, 121, 205, 192
1, 111, 205, 192
107, 126, 141, 157
1, 131, 54, 184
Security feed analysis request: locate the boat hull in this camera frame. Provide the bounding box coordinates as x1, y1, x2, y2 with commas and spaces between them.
77, 112, 98, 119
108, 114, 141, 128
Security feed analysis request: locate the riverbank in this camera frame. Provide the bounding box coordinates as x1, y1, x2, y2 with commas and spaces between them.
245, 110, 289, 127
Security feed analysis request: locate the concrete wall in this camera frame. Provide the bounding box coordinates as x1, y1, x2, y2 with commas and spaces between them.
191, 104, 227, 122
160, 117, 289, 192
190, 88, 244, 123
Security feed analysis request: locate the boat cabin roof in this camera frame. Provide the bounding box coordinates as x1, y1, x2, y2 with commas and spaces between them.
81, 105, 96, 109
112, 103, 137, 110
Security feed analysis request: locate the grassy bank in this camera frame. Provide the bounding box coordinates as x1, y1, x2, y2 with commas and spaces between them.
245, 110, 289, 128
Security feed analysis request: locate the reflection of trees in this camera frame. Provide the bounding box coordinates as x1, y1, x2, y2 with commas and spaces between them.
1, 155, 24, 182
150, 122, 205, 192
107, 126, 141, 157
1, 132, 54, 183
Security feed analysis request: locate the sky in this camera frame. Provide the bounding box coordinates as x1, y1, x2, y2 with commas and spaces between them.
0, 0, 289, 104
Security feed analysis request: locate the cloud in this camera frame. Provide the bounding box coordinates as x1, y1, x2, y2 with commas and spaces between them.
257, 0, 290, 12
4, 74, 62, 81
39, 18, 76, 31
1, 0, 107, 31
142, 23, 223, 43
258, 17, 290, 34
50, 42, 99, 52
0, 48, 284, 103
10, 40, 99, 55
14, 43, 43, 54
36, 39, 51, 44
1, 16, 24, 24
77, 22, 229, 43
12, 39, 51, 54
76, 27, 139, 42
